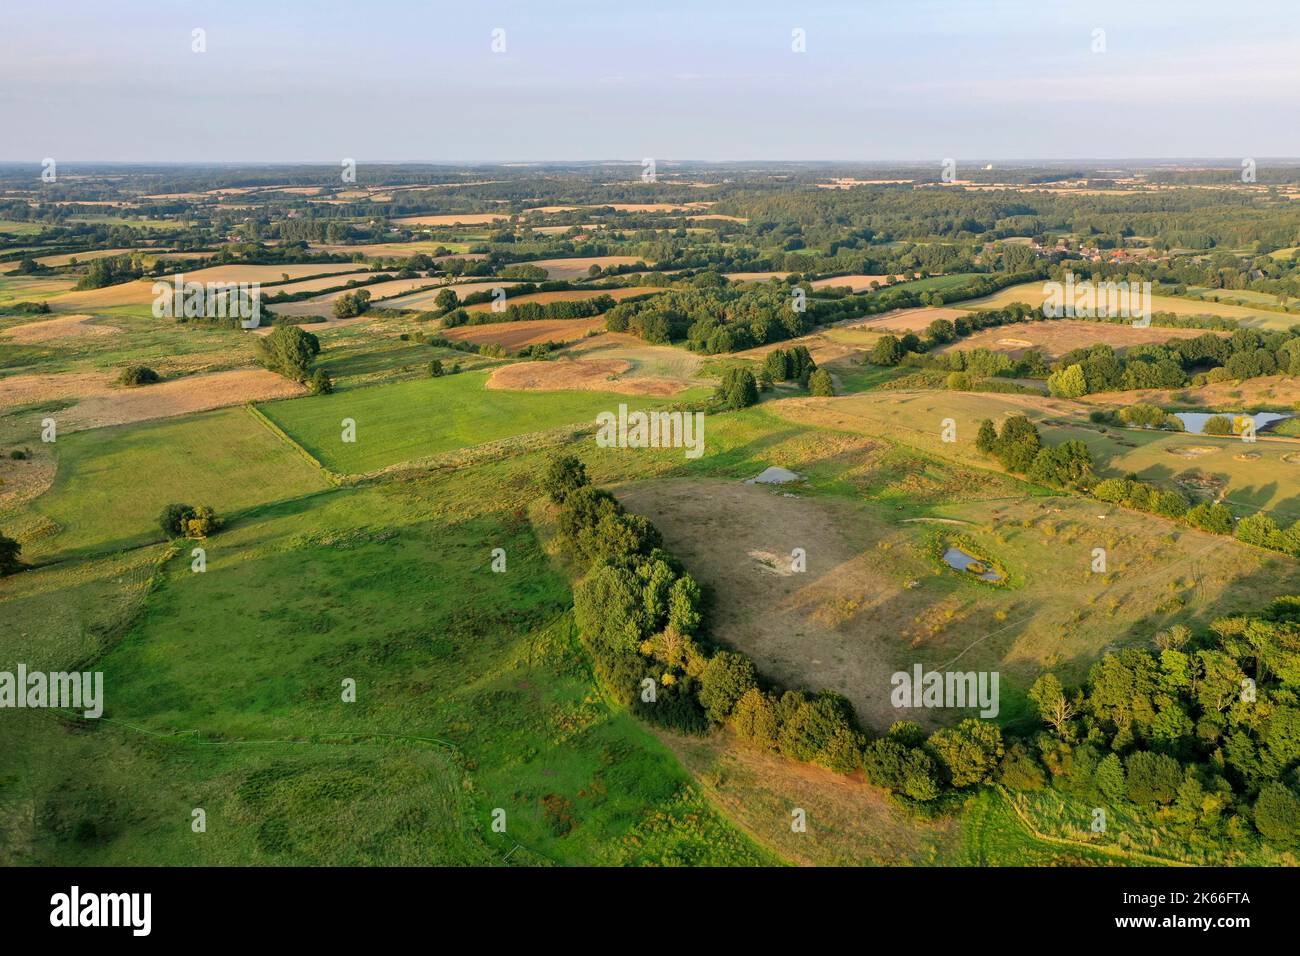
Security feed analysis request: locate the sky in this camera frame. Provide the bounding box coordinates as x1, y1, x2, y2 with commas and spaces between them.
1, 0, 1297, 163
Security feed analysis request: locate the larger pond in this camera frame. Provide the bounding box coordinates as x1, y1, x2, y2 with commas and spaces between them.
942, 547, 1005, 582
1173, 411, 1291, 435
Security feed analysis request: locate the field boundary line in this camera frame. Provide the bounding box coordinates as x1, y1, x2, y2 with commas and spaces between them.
242, 402, 341, 485
994, 786, 1192, 867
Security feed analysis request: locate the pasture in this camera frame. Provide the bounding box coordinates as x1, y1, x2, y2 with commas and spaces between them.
958, 280, 1298, 330
257, 370, 692, 475
16, 405, 330, 560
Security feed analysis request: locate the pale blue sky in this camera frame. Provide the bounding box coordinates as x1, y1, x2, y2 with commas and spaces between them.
1, 0, 1296, 162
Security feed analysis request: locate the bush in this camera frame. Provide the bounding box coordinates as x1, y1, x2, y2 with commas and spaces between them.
332, 288, 371, 319
1124, 751, 1182, 804
429, 359, 444, 377
308, 368, 334, 395
158, 503, 223, 539
117, 366, 161, 387
0, 532, 22, 576
255, 325, 321, 381
870, 334, 904, 366
1254, 782, 1300, 845
809, 368, 835, 397
1202, 415, 1235, 436
543, 455, 589, 505
716, 367, 759, 409
697, 651, 758, 723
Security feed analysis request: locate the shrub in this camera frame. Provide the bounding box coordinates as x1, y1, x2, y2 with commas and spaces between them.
697, 651, 758, 723
255, 325, 321, 381
809, 368, 835, 397
0, 532, 22, 576
1254, 782, 1300, 845
158, 503, 223, 539
716, 367, 759, 409
429, 359, 444, 377
1202, 415, 1235, 436
117, 365, 161, 387
870, 334, 904, 366
543, 455, 589, 505
308, 368, 334, 395
332, 288, 371, 319
1124, 751, 1182, 804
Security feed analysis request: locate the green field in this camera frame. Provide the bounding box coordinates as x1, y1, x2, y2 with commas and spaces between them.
959, 280, 1298, 330
1, 465, 776, 866
20, 406, 330, 559
258, 370, 705, 475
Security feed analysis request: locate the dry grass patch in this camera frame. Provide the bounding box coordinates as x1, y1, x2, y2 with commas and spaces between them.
442, 317, 606, 351
810, 274, 907, 292
393, 212, 510, 226
935, 320, 1220, 360
2, 314, 123, 343
464, 285, 659, 313
519, 256, 648, 280
486, 358, 689, 396
851, 307, 972, 333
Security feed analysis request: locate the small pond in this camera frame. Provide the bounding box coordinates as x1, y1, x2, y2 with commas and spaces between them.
942, 547, 1005, 582
1173, 411, 1291, 435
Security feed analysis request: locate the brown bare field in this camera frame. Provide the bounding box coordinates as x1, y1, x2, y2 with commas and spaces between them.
486, 357, 689, 396
261, 271, 376, 295
618, 477, 929, 731
519, 256, 648, 280
809, 274, 907, 292
45, 263, 362, 311
619, 475, 1300, 732
850, 307, 972, 333
375, 280, 522, 312
269, 277, 446, 316
308, 242, 488, 260
393, 213, 510, 226
463, 285, 661, 313
442, 317, 607, 350
13, 248, 135, 269
934, 320, 1222, 360
725, 271, 792, 283
563, 331, 706, 382
2, 314, 123, 343
0, 369, 304, 431
525, 203, 688, 213
732, 327, 879, 367
1080, 373, 1300, 408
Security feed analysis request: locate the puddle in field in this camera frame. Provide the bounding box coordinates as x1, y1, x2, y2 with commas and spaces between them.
942, 547, 1004, 582
745, 466, 804, 485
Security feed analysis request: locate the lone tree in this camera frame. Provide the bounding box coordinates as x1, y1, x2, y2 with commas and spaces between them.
809, 368, 835, 397
870, 334, 904, 366
159, 504, 224, 539
256, 325, 321, 382
1028, 673, 1077, 738
433, 288, 459, 313
717, 367, 759, 410
0, 532, 22, 576
117, 365, 161, 387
